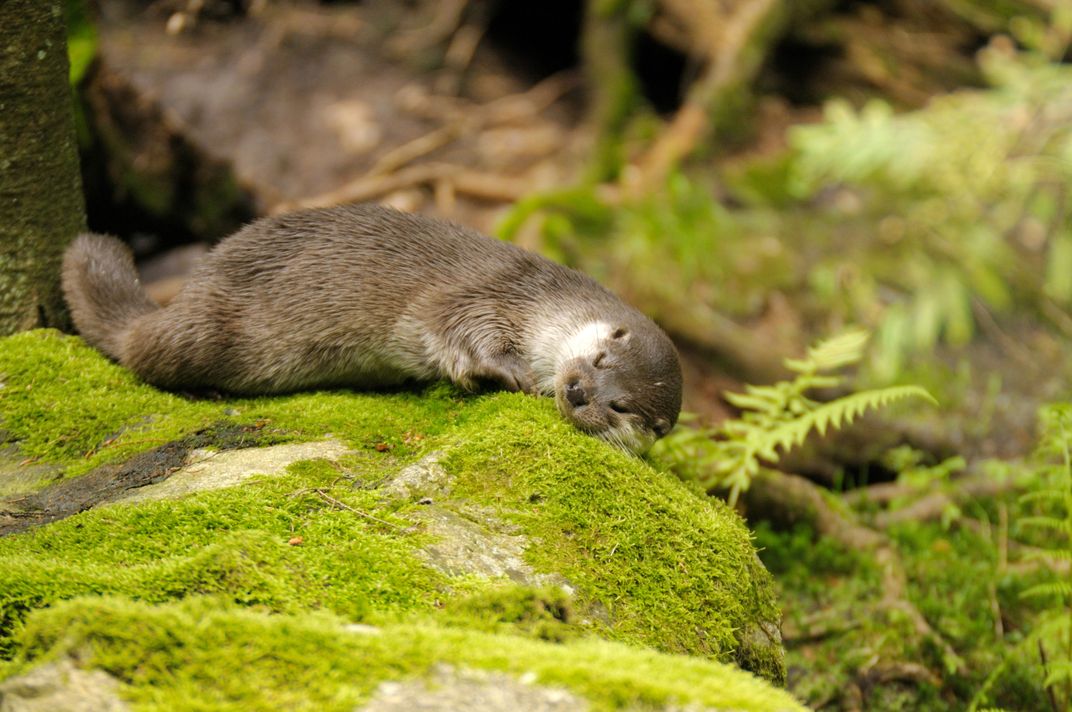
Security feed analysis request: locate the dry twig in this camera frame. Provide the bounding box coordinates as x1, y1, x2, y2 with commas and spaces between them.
287, 486, 403, 530
630, 0, 780, 192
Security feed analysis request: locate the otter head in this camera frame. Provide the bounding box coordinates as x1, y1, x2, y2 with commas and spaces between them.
553, 320, 682, 454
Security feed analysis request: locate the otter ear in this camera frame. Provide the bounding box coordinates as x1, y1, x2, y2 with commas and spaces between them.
653, 418, 671, 437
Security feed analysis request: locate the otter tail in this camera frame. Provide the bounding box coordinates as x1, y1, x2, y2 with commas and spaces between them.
62, 233, 159, 361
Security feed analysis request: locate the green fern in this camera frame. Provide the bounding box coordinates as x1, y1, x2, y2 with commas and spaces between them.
1017, 404, 1072, 709
652, 331, 936, 505
755, 386, 936, 456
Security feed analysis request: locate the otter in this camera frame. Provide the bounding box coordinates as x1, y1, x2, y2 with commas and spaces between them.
62, 204, 682, 453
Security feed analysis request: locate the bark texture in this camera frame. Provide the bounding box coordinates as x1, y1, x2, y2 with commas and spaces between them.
0, 1, 85, 334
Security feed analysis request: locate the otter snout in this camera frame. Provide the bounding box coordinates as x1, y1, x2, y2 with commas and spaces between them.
554, 357, 655, 454
565, 378, 590, 407
555, 361, 601, 429
549, 319, 683, 455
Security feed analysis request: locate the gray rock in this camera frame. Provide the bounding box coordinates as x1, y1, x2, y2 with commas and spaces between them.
413, 505, 568, 593
380, 452, 451, 500
112, 438, 355, 504
0, 660, 128, 712
359, 665, 586, 712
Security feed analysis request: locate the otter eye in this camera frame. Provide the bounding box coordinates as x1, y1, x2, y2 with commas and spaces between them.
612, 328, 628, 340
609, 401, 630, 414
593, 352, 607, 368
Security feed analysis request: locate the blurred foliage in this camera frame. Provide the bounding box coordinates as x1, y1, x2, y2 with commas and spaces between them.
503, 45, 1072, 382
650, 331, 934, 504
64, 0, 96, 86
757, 499, 1051, 711
889, 509, 1049, 712
751, 407, 1072, 710
785, 49, 1072, 378
500, 174, 793, 318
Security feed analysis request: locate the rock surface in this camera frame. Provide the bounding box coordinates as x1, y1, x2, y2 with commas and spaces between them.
86, 1, 580, 239
114, 438, 355, 504
361, 665, 585, 712
0, 660, 127, 712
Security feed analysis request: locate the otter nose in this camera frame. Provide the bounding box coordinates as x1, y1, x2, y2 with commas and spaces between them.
566, 380, 588, 408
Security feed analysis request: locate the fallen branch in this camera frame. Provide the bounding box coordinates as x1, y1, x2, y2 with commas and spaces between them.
629, 0, 839, 191
859, 661, 942, 688
383, 72, 577, 174
368, 124, 466, 178
630, 0, 773, 192
385, 0, 469, 59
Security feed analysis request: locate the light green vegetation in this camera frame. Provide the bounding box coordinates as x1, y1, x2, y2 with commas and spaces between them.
974, 404, 1072, 711
3, 596, 804, 711
750, 419, 1071, 711
0, 330, 791, 706
0, 457, 441, 658
755, 514, 1051, 711
63, 0, 96, 85
783, 49, 1072, 379
441, 395, 782, 673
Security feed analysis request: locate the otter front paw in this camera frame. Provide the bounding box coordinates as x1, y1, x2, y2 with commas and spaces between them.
475, 353, 537, 394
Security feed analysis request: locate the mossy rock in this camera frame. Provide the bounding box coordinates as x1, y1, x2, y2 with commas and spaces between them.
0, 596, 803, 711
0, 330, 792, 708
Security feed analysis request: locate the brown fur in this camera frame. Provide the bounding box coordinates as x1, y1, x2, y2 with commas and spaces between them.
62, 204, 682, 451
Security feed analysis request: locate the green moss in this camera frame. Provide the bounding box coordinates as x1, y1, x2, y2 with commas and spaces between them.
757, 499, 1052, 710
0, 459, 442, 657
890, 519, 1049, 710
0, 330, 785, 688
0, 330, 457, 481
441, 583, 576, 642
0, 331, 219, 475
442, 393, 784, 679
5, 596, 805, 711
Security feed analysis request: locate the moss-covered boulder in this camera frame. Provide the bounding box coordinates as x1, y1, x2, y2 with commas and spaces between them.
0, 330, 795, 710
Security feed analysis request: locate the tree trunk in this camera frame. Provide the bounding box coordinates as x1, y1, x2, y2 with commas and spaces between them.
0, 0, 86, 334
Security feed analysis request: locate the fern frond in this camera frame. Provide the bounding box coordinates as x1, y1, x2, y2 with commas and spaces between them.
724, 388, 785, 413
1044, 662, 1072, 688
653, 331, 937, 508
752, 386, 937, 460
1019, 515, 1071, 532
787, 329, 870, 374
1023, 581, 1072, 599
1019, 490, 1068, 505
1023, 548, 1072, 563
